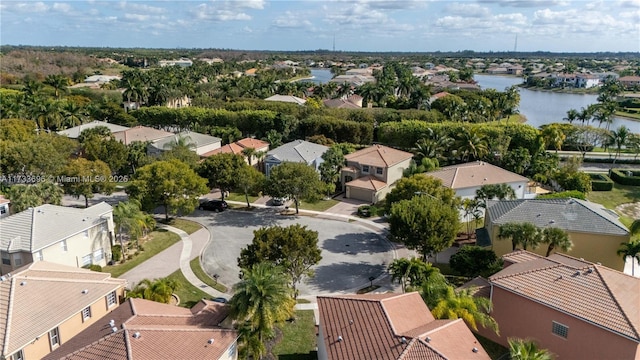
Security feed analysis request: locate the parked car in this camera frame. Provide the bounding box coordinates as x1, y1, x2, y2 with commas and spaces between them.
271, 197, 287, 206
199, 199, 228, 212
211, 297, 228, 304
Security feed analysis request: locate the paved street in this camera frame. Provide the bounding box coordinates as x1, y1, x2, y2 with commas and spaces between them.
187, 208, 396, 296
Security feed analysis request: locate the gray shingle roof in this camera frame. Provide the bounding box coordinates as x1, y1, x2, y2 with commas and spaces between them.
266, 140, 328, 164
0, 203, 112, 253
486, 198, 628, 236
57, 121, 129, 139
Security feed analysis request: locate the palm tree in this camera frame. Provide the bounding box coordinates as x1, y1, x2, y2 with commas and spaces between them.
617, 239, 640, 277
241, 147, 257, 166
454, 128, 488, 162
498, 222, 542, 251
127, 277, 179, 304
44, 74, 70, 98
229, 263, 295, 359
431, 287, 499, 334
607, 126, 630, 163
461, 198, 482, 236
388, 258, 444, 293
113, 200, 150, 259
508, 338, 553, 360
563, 109, 579, 124
542, 227, 572, 256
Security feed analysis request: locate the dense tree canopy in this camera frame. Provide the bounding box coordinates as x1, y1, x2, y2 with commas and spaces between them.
264, 162, 324, 214
385, 174, 459, 213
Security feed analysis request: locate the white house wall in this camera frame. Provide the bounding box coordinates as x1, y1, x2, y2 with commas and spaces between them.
454, 181, 528, 200
39, 221, 113, 268
195, 142, 221, 156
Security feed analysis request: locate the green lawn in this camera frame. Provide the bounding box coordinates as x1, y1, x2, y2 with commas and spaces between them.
297, 199, 339, 212
189, 257, 228, 293
272, 310, 317, 360
586, 183, 640, 226
164, 218, 203, 235
104, 230, 181, 278
475, 334, 509, 360
166, 269, 212, 308
226, 192, 260, 204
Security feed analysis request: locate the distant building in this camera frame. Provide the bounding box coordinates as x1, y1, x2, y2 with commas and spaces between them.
112, 126, 174, 145
264, 94, 306, 105
159, 58, 193, 67
58, 120, 130, 139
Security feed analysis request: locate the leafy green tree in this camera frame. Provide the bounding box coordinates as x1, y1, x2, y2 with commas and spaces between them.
0, 119, 37, 142
318, 144, 349, 187
554, 157, 592, 194
542, 227, 572, 257
385, 174, 459, 214
1, 134, 76, 177
431, 287, 499, 334
230, 263, 296, 359
127, 277, 180, 304
5, 181, 63, 213
455, 128, 488, 162
475, 183, 517, 208
127, 141, 153, 174
541, 124, 566, 152
236, 165, 265, 208
508, 338, 553, 360
198, 153, 246, 201
264, 162, 324, 214
498, 222, 542, 251
238, 224, 322, 298
450, 246, 503, 278
388, 257, 444, 293
113, 200, 155, 257
617, 239, 640, 277
460, 198, 483, 236
127, 159, 208, 220
61, 158, 115, 208
389, 195, 460, 261
44, 74, 70, 98
83, 135, 129, 175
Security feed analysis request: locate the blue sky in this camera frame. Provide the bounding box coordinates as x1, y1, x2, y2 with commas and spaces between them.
1, 0, 639, 52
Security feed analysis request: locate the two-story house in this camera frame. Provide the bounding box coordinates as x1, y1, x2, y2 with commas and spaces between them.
264, 140, 329, 177
147, 131, 222, 156
0, 203, 115, 275
340, 145, 413, 203
0, 261, 126, 360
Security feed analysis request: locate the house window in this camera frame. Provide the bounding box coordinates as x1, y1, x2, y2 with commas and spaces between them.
61, 240, 68, 252
35, 251, 43, 262
0, 207, 6, 215
1, 252, 10, 265
376, 167, 383, 175
552, 321, 569, 338
93, 249, 104, 262
10, 350, 24, 360
12, 254, 22, 267
81, 306, 91, 321
107, 291, 117, 307
49, 327, 60, 349
81, 254, 92, 267
362, 165, 370, 173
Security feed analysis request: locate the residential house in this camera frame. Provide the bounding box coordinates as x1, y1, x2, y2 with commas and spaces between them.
467, 251, 640, 360
506, 65, 524, 75
576, 74, 601, 88
0, 195, 9, 218
0, 261, 126, 360
264, 94, 306, 105
340, 145, 413, 203
329, 74, 376, 87
112, 126, 174, 146
159, 58, 193, 67
58, 120, 130, 139
323, 95, 363, 109
426, 161, 532, 200
148, 131, 222, 156
482, 198, 630, 270
44, 298, 239, 360
202, 137, 270, 166
345, 68, 372, 76
0, 202, 115, 275
317, 292, 490, 360
264, 140, 328, 176
620, 76, 640, 89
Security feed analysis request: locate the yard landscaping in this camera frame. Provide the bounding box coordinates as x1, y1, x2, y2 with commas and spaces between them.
225, 191, 260, 204
104, 229, 181, 278
587, 183, 640, 227
272, 310, 317, 360
166, 268, 212, 308
298, 198, 339, 212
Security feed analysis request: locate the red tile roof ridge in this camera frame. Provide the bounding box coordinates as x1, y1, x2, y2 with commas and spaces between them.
593, 267, 640, 340
421, 318, 463, 336
379, 292, 427, 336
122, 327, 230, 332
59, 331, 126, 360
490, 261, 564, 281
398, 337, 447, 360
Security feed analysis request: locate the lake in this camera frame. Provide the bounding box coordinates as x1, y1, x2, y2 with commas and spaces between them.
307, 68, 334, 84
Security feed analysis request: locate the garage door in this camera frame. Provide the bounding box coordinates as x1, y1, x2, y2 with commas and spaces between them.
347, 186, 373, 202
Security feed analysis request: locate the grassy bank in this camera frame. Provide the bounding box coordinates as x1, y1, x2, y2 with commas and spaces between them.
189, 257, 228, 293
166, 269, 212, 308
164, 218, 203, 235
104, 229, 181, 278
272, 310, 317, 360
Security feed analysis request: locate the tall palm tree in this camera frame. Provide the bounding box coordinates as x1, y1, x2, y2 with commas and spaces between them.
455, 128, 488, 162
607, 125, 630, 163
388, 257, 444, 293
229, 263, 295, 359
542, 227, 572, 256
127, 277, 179, 304
44, 74, 70, 99
431, 287, 499, 334
498, 222, 542, 251
113, 200, 150, 258
241, 147, 257, 166
508, 338, 553, 360
617, 238, 640, 277
563, 109, 579, 124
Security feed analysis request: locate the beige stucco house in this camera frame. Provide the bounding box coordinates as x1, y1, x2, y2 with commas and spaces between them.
0, 203, 115, 275
482, 198, 630, 270
0, 261, 126, 360
467, 251, 640, 360
148, 131, 222, 156
341, 145, 413, 203
202, 137, 270, 166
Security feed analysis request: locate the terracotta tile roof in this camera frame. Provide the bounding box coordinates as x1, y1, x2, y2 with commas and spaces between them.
458, 277, 491, 298
502, 249, 545, 265
323, 99, 362, 109
201, 143, 244, 157
426, 161, 529, 190
489, 251, 640, 341
0, 196, 10, 205
345, 175, 388, 191
235, 137, 269, 150
0, 262, 126, 357
345, 145, 413, 168
45, 299, 237, 360
317, 292, 490, 360
112, 126, 173, 145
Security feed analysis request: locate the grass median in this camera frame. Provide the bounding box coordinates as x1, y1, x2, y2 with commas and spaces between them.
189, 257, 228, 293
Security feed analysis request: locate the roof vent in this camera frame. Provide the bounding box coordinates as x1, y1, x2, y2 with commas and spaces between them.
473, 347, 479, 353
587, 268, 593, 274
20, 281, 27, 286
0, 276, 5, 282
574, 271, 580, 276
337, 335, 343, 342
426, 336, 431, 343
109, 319, 115, 327
549, 220, 555, 224
349, 320, 354, 325
133, 332, 141, 339
401, 336, 407, 344
208, 338, 214, 344
111, 327, 118, 333
82, 289, 89, 294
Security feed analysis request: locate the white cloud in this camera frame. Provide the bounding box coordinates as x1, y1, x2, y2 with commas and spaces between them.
618, 0, 640, 8
123, 13, 151, 22
118, 1, 167, 14
478, 0, 569, 8
272, 11, 313, 29
191, 2, 255, 21
446, 3, 491, 17
52, 3, 72, 14
4, 2, 50, 13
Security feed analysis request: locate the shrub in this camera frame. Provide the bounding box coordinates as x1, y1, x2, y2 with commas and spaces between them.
538, 190, 586, 200
609, 169, 640, 186
449, 246, 503, 278
87, 264, 102, 272
111, 245, 122, 262
357, 205, 372, 217
588, 173, 614, 191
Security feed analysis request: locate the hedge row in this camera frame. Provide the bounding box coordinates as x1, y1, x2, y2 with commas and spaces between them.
609, 169, 640, 186
588, 173, 614, 191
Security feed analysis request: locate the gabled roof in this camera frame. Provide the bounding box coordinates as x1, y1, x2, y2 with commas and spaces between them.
235, 137, 269, 150
266, 140, 328, 164
486, 198, 629, 236
345, 145, 413, 168
264, 94, 306, 105
489, 251, 640, 341
317, 292, 490, 360
58, 121, 130, 139
426, 161, 529, 190
345, 175, 388, 191
149, 131, 221, 151
0, 202, 112, 253
201, 143, 244, 157
44, 298, 237, 360
323, 99, 361, 109
112, 126, 174, 145
0, 262, 126, 357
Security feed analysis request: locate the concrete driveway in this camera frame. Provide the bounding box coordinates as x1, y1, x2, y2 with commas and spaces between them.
186, 208, 395, 296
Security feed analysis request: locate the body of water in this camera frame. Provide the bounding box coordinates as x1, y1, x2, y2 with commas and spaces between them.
306, 68, 334, 84
474, 74, 639, 132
